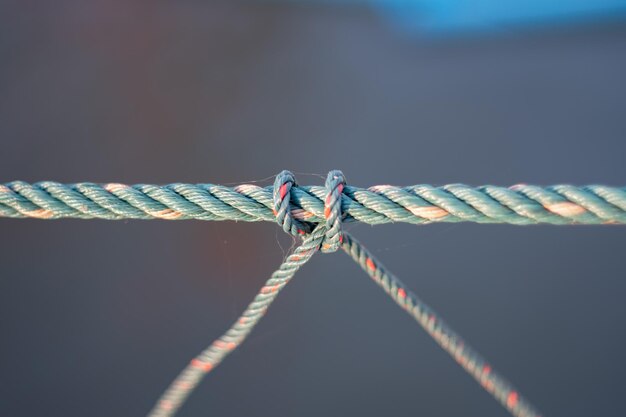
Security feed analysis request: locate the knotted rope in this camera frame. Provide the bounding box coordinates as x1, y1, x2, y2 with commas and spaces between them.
273, 169, 346, 251
5, 171, 623, 416
146, 170, 542, 417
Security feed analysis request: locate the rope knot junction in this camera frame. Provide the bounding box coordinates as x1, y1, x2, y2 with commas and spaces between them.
273, 169, 346, 253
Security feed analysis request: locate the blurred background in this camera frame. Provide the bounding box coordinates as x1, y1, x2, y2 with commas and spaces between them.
1, 1, 626, 416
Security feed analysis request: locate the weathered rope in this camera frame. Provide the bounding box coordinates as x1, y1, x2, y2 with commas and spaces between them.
320, 169, 346, 252
5, 171, 621, 416
148, 226, 327, 417
145, 171, 542, 417
341, 232, 539, 417
2, 180, 626, 225
149, 170, 350, 417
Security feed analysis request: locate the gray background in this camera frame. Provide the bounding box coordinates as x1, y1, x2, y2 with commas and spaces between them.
1, 2, 625, 417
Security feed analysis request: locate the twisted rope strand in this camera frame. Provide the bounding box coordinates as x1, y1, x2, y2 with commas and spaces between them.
341, 232, 541, 417
148, 226, 327, 417
2, 181, 626, 225
320, 170, 346, 252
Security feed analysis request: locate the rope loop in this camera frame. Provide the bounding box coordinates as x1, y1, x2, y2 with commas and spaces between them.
321, 169, 346, 253
273, 170, 310, 237
273, 169, 346, 253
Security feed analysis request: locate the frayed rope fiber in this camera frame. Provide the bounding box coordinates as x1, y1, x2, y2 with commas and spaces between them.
5, 170, 625, 417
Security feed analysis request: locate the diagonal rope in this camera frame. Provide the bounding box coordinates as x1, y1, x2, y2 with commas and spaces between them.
341, 232, 540, 417
147, 228, 542, 417
148, 225, 327, 417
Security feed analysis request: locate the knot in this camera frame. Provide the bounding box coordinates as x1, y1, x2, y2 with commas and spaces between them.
273, 170, 346, 253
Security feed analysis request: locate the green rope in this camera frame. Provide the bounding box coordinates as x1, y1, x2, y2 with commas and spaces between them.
341, 232, 539, 417
141, 170, 546, 417
5, 171, 623, 417
2, 180, 626, 225
149, 226, 327, 417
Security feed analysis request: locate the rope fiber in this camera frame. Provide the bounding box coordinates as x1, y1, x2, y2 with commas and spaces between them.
5, 170, 623, 416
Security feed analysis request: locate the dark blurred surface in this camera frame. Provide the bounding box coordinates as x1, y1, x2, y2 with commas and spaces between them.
1, 2, 626, 417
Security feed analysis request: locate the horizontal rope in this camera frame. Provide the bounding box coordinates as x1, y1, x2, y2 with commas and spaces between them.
2, 181, 626, 225
13, 171, 618, 417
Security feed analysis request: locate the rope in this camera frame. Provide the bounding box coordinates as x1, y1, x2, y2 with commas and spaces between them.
2, 180, 626, 225
144, 170, 543, 417
6, 171, 620, 416
341, 232, 539, 417
148, 226, 327, 417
